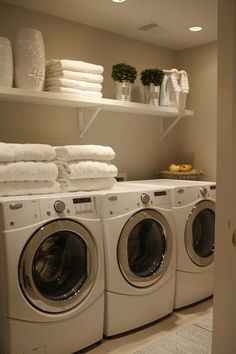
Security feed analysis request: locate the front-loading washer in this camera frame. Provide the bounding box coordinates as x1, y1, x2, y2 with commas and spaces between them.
98, 184, 176, 336
123, 179, 216, 308
0, 192, 104, 354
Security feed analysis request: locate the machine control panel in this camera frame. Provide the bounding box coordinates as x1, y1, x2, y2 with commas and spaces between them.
54, 200, 66, 213
200, 187, 208, 196
140, 193, 150, 204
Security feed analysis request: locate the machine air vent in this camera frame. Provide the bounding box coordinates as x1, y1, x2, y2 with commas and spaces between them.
138, 22, 169, 34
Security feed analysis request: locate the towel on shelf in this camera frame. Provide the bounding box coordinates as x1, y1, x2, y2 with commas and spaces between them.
56, 160, 118, 180
46, 59, 104, 75
0, 143, 56, 162
58, 177, 117, 192
0, 180, 60, 197
45, 70, 104, 83
44, 78, 102, 92
179, 70, 189, 93
0, 161, 58, 182
54, 145, 115, 162
44, 86, 103, 98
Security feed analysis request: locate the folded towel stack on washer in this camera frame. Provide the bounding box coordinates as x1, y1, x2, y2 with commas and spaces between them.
0, 142, 60, 196
54, 144, 118, 192
45, 59, 104, 98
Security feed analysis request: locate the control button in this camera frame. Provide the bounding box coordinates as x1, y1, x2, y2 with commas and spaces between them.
9, 202, 23, 210
200, 187, 208, 196
177, 188, 184, 194
141, 193, 150, 204
54, 200, 66, 213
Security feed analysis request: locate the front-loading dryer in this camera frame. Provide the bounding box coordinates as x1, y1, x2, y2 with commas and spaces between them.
123, 179, 216, 308
0, 193, 104, 354
99, 184, 176, 336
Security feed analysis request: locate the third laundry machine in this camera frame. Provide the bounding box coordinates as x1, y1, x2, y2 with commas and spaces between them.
0, 192, 104, 354
124, 179, 216, 308
99, 183, 176, 336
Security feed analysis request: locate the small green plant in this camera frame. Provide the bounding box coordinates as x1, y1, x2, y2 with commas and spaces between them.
140, 68, 164, 86
111, 63, 137, 83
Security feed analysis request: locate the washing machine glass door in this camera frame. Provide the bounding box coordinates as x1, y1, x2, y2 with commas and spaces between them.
185, 200, 215, 266
117, 209, 172, 288
19, 219, 98, 313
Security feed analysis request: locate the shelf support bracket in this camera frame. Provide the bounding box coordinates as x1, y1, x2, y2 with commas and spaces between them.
77, 107, 101, 140
160, 113, 183, 140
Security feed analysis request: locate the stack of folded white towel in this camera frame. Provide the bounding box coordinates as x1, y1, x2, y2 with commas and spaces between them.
45, 59, 104, 98
0, 143, 60, 196
54, 144, 118, 192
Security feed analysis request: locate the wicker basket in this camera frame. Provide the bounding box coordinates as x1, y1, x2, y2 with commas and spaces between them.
158, 169, 205, 180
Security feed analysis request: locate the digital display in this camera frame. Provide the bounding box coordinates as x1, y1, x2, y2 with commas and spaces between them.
154, 191, 167, 196
210, 185, 216, 190
73, 197, 92, 204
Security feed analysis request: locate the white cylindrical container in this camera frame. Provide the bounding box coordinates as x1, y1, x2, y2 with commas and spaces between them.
0, 36, 13, 87
13, 28, 45, 91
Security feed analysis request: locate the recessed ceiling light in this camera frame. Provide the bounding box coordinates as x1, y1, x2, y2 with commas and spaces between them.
189, 26, 203, 32
112, 0, 126, 2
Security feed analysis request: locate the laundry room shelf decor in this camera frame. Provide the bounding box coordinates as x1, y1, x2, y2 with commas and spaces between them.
0, 87, 194, 139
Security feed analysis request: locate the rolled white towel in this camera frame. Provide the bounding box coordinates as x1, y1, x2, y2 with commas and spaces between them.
44, 78, 102, 92
0, 142, 56, 162
0, 161, 58, 182
54, 145, 115, 162
45, 69, 104, 83
56, 160, 118, 180
46, 59, 104, 75
0, 180, 60, 196
58, 177, 117, 192
44, 86, 103, 98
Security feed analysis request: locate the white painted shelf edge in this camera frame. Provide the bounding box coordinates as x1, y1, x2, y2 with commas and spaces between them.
0, 87, 194, 116
0, 87, 194, 139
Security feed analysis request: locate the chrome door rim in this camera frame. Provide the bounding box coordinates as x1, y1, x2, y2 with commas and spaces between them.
19, 219, 98, 313
118, 209, 172, 288
185, 200, 215, 266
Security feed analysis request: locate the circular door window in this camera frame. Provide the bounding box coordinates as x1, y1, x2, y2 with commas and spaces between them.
118, 209, 172, 288
185, 200, 215, 266
19, 219, 98, 313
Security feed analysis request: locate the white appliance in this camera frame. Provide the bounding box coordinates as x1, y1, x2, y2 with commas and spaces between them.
124, 179, 216, 308
0, 193, 104, 354
99, 184, 176, 336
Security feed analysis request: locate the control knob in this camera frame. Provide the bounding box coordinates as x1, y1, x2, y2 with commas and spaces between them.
200, 187, 208, 197
141, 193, 150, 204
54, 200, 66, 213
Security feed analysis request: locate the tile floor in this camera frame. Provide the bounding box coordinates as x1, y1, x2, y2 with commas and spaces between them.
80, 297, 213, 354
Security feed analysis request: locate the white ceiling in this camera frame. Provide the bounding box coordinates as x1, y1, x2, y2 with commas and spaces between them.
2, 0, 217, 51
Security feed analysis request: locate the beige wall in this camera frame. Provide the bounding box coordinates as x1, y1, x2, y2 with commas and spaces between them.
176, 42, 217, 181
0, 3, 217, 181
212, 0, 236, 352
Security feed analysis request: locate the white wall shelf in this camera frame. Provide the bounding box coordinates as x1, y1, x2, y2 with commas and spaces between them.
0, 87, 194, 139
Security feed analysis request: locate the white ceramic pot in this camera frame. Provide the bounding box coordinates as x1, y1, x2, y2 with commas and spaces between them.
0, 36, 13, 87
13, 28, 45, 91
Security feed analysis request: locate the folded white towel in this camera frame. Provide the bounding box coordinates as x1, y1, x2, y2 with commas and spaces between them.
54, 145, 115, 162
44, 78, 102, 92
44, 86, 103, 98
58, 177, 117, 192
46, 59, 104, 74
0, 161, 58, 182
0, 180, 60, 196
0, 142, 56, 162
56, 160, 118, 180
45, 69, 104, 83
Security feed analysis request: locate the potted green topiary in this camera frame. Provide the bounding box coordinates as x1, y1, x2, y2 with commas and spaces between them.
111, 63, 137, 101
140, 68, 164, 105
